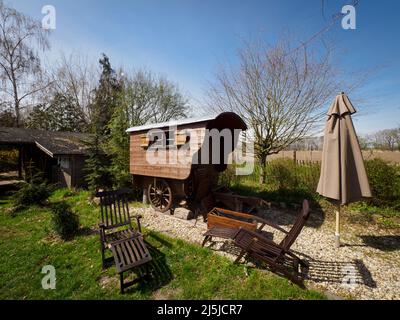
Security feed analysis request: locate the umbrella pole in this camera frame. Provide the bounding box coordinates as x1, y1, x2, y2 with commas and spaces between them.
335, 204, 341, 248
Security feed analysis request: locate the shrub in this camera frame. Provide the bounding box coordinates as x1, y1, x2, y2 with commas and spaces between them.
218, 164, 238, 187
365, 159, 400, 207
266, 159, 297, 190
51, 202, 80, 239
12, 179, 52, 209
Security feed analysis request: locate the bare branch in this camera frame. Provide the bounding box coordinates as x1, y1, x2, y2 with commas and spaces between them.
207, 37, 344, 182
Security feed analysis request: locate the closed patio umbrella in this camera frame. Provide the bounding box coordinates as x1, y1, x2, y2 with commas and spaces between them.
317, 92, 372, 248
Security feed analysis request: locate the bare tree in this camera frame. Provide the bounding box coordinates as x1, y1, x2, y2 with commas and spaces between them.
47, 52, 99, 123
208, 39, 341, 183
358, 135, 372, 150
0, 1, 50, 126
121, 70, 189, 126
371, 128, 400, 151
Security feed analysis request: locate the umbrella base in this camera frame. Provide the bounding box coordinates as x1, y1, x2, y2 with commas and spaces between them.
335, 234, 341, 248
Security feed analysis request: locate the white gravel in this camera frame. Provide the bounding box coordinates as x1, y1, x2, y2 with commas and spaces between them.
131, 206, 400, 300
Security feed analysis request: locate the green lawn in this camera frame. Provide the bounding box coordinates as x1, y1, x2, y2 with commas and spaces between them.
0, 189, 325, 300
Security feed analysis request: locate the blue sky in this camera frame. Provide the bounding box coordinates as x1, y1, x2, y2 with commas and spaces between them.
9, 0, 400, 134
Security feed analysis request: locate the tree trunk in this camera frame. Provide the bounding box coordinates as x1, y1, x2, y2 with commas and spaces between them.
259, 154, 268, 184
10, 67, 21, 127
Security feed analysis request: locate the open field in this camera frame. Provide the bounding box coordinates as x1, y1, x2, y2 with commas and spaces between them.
268, 150, 400, 164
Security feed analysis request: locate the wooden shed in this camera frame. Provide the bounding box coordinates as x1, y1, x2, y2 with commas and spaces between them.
0, 127, 90, 188
127, 112, 247, 214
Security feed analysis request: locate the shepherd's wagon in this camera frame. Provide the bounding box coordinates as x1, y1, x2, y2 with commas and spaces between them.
127, 112, 247, 215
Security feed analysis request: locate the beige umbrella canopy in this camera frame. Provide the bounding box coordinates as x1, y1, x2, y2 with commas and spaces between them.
317, 92, 371, 248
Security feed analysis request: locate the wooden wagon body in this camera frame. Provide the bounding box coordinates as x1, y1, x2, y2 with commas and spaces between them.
127, 112, 247, 214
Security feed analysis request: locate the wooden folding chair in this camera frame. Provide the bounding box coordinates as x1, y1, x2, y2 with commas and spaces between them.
96, 189, 152, 293
233, 200, 311, 285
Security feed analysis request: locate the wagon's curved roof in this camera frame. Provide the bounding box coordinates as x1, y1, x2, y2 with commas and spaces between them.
126, 112, 247, 133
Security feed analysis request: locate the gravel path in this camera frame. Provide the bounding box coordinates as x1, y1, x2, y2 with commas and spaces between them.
131, 206, 400, 300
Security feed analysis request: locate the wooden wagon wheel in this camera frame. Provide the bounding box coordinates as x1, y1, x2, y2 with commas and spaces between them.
148, 179, 173, 213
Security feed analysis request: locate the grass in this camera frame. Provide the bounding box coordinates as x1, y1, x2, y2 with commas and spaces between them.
347, 202, 400, 228
0, 188, 325, 300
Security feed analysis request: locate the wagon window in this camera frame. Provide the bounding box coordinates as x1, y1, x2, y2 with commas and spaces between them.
147, 128, 190, 149
147, 129, 172, 149
140, 134, 149, 147
148, 131, 164, 149
176, 132, 190, 146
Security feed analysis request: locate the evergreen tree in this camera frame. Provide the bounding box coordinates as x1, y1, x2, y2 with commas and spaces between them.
84, 133, 112, 192
84, 54, 122, 193
90, 54, 121, 135
108, 99, 131, 188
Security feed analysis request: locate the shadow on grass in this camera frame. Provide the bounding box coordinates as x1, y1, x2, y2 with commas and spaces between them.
76, 227, 98, 237
124, 242, 173, 295
147, 231, 174, 249
229, 185, 325, 228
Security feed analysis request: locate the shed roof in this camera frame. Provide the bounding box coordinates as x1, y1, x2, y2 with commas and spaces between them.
0, 127, 90, 157
126, 112, 247, 133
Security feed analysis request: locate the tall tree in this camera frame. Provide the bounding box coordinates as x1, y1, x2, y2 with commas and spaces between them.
0, 1, 50, 127
208, 39, 341, 183
90, 54, 121, 135
85, 54, 121, 192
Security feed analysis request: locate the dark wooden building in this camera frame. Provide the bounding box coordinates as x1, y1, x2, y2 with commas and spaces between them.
0, 127, 90, 188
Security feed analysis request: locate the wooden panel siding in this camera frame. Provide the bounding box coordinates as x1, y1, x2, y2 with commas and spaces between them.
130, 124, 207, 180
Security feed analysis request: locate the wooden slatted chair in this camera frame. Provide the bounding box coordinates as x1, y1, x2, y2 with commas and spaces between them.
96, 189, 152, 293
233, 200, 310, 285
